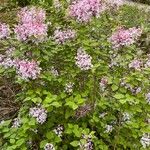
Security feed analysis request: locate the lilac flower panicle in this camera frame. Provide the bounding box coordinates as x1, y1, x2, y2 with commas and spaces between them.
14, 22, 48, 42
51, 66, 59, 76
140, 133, 150, 149
68, 0, 105, 22
29, 106, 47, 124
129, 59, 142, 70
122, 112, 131, 122
146, 93, 150, 104
1, 58, 15, 69
135, 87, 141, 94
54, 29, 76, 44
53, 125, 64, 137
80, 134, 94, 150
44, 143, 55, 150
109, 27, 142, 49
15, 60, 41, 80
145, 60, 150, 68
75, 48, 93, 70
14, 7, 48, 42
105, 125, 113, 133
65, 82, 74, 94
12, 118, 21, 128
99, 77, 108, 90
0, 54, 4, 63
0, 48, 16, 69
17, 6, 46, 24
0, 23, 10, 39
75, 104, 92, 119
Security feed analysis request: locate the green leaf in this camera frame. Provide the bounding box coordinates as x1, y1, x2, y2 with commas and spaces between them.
111, 85, 118, 91
70, 141, 79, 147
10, 139, 15, 144
28, 118, 36, 126
46, 132, 54, 139
51, 102, 61, 107
16, 139, 24, 146
114, 93, 125, 99
65, 101, 78, 110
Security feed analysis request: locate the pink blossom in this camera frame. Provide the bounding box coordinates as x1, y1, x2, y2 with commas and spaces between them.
105, 125, 113, 133
100, 77, 108, 90
15, 60, 41, 80
1, 58, 15, 69
14, 7, 48, 42
0, 54, 5, 63
0, 48, 16, 69
140, 133, 150, 149
75, 48, 93, 70
14, 22, 48, 41
54, 28, 76, 44
17, 7, 46, 24
0, 23, 10, 39
44, 143, 55, 150
145, 59, 150, 68
109, 27, 142, 49
80, 134, 94, 150
53, 125, 64, 137
68, 0, 105, 22
51, 66, 59, 76
12, 118, 21, 128
129, 59, 142, 70
65, 82, 74, 94
146, 93, 150, 104
29, 106, 47, 124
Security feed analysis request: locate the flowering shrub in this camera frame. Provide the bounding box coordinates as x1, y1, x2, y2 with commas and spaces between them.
0, 1, 150, 150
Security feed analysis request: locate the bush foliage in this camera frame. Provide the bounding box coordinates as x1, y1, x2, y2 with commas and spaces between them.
0, 0, 150, 150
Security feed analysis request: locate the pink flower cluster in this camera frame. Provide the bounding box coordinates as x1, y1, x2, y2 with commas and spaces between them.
1, 58, 15, 69
0, 48, 15, 69
51, 66, 59, 76
68, 0, 105, 22
54, 29, 76, 44
53, 125, 64, 137
129, 59, 142, 71
0, 23, 10, 39
75, 48, 93, 70
17, 6, 46, 24
44, 143, 55, 150
29, 106, 47, 124
109, 27, 142, 49
146, 93, 150, 104
14, 7, 48, 42
12, 118, 21, 128
140, 133, 150, 148
99, 77, 108, 90
65, 82, 74, 94
80, 135, 94, 150
15, 60, 41, 80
